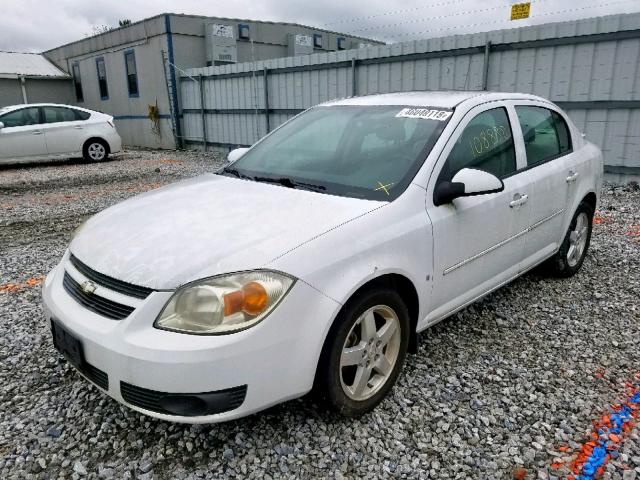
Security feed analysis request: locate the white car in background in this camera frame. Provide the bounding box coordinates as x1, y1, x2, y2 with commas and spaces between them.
0, 103, 121, 164
42, 91, 603, 423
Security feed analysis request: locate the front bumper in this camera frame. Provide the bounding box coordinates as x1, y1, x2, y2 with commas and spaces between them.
42, 254, 340, 423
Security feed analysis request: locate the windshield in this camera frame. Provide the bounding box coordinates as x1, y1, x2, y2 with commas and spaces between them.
222, 105, 451, 201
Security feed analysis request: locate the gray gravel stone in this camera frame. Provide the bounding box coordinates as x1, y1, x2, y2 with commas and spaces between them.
1, 150, 639, 479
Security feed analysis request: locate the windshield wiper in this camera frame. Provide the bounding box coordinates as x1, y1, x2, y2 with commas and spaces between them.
220, 167, 253, 180
252, 176, 326, 192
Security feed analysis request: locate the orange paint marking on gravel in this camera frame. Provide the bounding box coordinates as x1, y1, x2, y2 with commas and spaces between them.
160, 159, 183, 165
592, 216, 608, 225
512, 467, 527, 480
0, 275, 46, 293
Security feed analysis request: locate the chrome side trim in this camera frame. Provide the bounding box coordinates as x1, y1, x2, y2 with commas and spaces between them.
443, 209, 565, 275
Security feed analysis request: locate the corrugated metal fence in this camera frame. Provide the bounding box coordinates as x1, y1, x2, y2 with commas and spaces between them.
180, 13, 640, 178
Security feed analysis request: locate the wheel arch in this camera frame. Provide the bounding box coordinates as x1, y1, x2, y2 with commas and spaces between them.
581, 191, 597, 214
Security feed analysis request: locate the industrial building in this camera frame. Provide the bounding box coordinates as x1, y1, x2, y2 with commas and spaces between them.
0, 52, 73, 107
40, 13, 383, 149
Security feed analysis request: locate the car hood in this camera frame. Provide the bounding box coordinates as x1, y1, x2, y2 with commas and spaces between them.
70, 174, 383, 290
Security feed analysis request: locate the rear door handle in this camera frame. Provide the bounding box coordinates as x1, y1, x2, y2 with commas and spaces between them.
32, 131, 43, 135
74, 126, 83, 130
510, 193, 529, 208
566, 171, 579, 183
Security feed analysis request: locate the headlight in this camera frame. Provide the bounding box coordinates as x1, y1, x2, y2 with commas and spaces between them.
154, 271, 295, 335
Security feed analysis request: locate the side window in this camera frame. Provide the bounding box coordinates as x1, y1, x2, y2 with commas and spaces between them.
515, 106, 570, 167
72, 63, 84, 102
73, 109, 91, 121
124, 50, 139, 97
96, 57, 109, 100
441, 107, 516, 181
43, 107, 77, 124
0, 108, 41, 127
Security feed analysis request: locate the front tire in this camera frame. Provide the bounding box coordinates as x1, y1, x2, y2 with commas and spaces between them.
315, 288, 410, 417
544, 201, 594, 277
83, 139, 109, 162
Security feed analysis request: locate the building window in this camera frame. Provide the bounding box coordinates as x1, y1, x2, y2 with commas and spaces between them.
72, 63, 84, 102
95, 57, 109, 100
238, 24, 250, 39
313, 34, 323, 48
337, 37, 346, 50
124, 50, 139, 97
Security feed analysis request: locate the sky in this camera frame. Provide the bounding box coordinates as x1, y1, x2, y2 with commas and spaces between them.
0, 0, 639, 52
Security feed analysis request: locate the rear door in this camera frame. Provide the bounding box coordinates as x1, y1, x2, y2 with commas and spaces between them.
509, 102, 578, 269
41, 106, 88, 156
426, 102, 531, 323
0, 107, 48, 161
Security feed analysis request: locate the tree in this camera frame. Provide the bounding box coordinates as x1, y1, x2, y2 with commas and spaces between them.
118, 19, 132, 27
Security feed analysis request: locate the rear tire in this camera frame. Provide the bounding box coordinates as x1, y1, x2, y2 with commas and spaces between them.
543, 201, 594, 277
83, 139, 109, 162
314, 288, 410, 417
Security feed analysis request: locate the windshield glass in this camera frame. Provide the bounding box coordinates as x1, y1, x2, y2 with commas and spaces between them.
223, 105, 451, 201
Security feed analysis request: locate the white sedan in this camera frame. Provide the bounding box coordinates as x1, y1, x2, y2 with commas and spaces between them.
42, 91, 602, 423
0, 103, 121, 164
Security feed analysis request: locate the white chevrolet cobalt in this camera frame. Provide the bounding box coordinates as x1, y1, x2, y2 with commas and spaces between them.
43, 91, 603, 423
0, 103, 121, 164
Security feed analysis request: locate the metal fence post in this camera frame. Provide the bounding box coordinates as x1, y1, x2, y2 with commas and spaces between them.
199, 74, 207, 151
351, 58, 358, 97
482, 41, 492, 90
263, 68, 270, 134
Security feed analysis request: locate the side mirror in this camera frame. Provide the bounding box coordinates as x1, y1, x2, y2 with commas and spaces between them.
433, 168, 504, 206
0, 122, 4, 130
227, 147, 250, 163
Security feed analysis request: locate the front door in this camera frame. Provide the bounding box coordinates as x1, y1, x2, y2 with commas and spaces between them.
0, 107, 48, 161
425, 103, 531, 323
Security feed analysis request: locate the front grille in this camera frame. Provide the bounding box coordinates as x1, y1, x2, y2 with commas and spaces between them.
82, 362, 109, 390
69, 254, 154, 299
63, 272, 135, 320
120, 382, 247, 417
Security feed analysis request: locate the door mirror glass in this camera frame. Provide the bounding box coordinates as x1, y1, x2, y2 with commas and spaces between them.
434, 168, 504, 206
228, 147, 250, 163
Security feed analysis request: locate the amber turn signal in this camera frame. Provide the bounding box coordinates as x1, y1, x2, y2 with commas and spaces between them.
223, 282, 269, 316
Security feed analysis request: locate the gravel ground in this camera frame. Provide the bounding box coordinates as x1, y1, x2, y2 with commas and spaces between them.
1, 150, 639, 480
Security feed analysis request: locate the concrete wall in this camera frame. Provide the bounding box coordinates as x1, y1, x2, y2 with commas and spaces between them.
0, 78, 74, 108
180, 13, 640, 181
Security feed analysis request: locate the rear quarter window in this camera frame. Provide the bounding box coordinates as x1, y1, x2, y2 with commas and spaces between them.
74, 109, 91, 121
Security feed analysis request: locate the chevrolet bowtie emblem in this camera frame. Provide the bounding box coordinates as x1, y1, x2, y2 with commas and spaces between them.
81, 280, 97, 294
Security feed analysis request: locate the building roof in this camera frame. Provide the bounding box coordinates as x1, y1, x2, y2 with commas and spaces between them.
0, 52, 69, 78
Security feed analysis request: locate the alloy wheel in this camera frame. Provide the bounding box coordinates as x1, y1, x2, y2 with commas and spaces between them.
88, 143, 106, 161
339, 305, 401, 401
567, 212, 589, 267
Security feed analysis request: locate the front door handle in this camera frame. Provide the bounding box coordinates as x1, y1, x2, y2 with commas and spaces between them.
32, 130, 43, 135
74, 126, 83, 130
566, 171, 579, 183
510, 193, 529, 208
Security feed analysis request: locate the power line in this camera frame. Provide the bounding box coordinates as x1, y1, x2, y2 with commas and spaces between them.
321, 0, 470, 27
322, 0, 557, 28
367, 0, 637, 41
